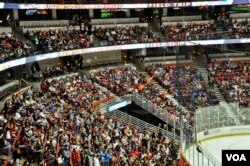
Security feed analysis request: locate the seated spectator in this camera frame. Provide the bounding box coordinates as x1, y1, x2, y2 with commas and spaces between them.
208, 59, 250, 107
94, 25, 160, 45
146, 63, 219, 111
91, 66, 191, 124
0, 32, 35, 63
25, 28, 93, 53
1, 72, 178, 165
161, 23, 217, 41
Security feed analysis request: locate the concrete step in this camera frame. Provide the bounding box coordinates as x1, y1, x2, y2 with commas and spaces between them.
220, 101, 240, 124
194, 63, 227, 103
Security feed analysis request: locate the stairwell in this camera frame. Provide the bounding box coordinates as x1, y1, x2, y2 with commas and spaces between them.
10, 22, 35, 47
195, 64, 226, 102
133, 63, 189, 115
148, 19, 166, 42
194, 62, 240, 124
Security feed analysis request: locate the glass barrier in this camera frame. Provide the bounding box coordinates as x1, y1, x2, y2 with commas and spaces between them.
196, 105, 232, 132
195, 103, 250, 132
181, 103, 250, 166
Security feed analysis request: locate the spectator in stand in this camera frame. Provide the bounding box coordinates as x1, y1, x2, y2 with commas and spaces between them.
146, 63, 219, 111
161, 19, 250, 41
0, 32, 35, 63
93, 25, 160, 45
161, 23, 217, 41
208, 59, 250, 107
31, 56, 83, 82
25, 28, 92, 53
0, 72, 178, 165
1, 20, 250, 64
91, 66, 192, 125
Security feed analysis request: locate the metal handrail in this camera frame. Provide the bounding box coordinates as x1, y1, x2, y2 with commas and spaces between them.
108, 109, 180, 141
132, 93, 184, 129
198, 143, 221, 166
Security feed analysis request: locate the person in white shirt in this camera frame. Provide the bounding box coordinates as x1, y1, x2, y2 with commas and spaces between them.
93, 154, 101, 166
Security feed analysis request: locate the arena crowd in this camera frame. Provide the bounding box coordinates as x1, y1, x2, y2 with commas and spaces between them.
0, 74, 179, 166
146, 63, 219, 111
208, 59, 250, 107
91, 66, 194, 125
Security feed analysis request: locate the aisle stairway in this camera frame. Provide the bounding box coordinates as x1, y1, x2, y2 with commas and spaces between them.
131, 63, 190, 130
11, 26, 35, 47
139, 69, 189, 115
194, 62, 240, 124
148, 19, 166, 42
195, 64, 226, 102
220, 101, 240, 125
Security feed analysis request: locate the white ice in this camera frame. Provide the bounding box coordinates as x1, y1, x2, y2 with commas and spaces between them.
185, 135, 250, 166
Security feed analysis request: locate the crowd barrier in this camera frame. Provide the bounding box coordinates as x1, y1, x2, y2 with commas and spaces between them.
144, 55, 185, 63
94, 23, 148, 28
208, 52, 247, 59
230, 12, 250, 19
91, 18, 139, 25
162, 20, 214, 26
0, 81, 17, 92
162, 15, 202, 22
47, 72, 79, 81
19, 20, 69, 28
146, 58, 192, 65
20, 25, 80, 32
108, 109, 179, 141
0, 27, 12, 33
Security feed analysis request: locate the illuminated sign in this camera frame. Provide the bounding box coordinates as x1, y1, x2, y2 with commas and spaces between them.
0, 0, 249, 9
108, 101, 128, 112
1, 38, 250, 72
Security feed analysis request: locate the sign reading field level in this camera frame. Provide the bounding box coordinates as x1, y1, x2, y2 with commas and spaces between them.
222, 150, 250, 166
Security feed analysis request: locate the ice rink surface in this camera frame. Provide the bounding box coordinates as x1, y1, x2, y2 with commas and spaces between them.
185, 135, 250, 166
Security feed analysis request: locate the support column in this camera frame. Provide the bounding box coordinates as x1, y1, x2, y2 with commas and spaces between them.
162, 8, 168, 16
13, 9, 19, 20
52, 9, 57, 19
89, 9, 94, 18
174, 46, 180, 54
126, 9, 130, 18
221, 44, 227, 52
137, 48, 146, 57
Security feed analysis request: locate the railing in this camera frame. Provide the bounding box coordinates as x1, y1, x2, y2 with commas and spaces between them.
183, 130, 221, 166
198, 143, 221, 166
132, 93, 186, 129
108, 109, 180, 141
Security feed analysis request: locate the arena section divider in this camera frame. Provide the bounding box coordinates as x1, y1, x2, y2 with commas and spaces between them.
1, 38, 250, 72
0, 0, 249, 9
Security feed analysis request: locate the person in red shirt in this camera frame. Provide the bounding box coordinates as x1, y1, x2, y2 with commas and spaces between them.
73, 149, 81, 166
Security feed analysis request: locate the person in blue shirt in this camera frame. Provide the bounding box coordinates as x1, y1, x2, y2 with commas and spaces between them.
103, 149, 111, 166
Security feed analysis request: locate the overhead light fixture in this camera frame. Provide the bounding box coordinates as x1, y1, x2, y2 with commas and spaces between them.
173, 7, 181, 10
